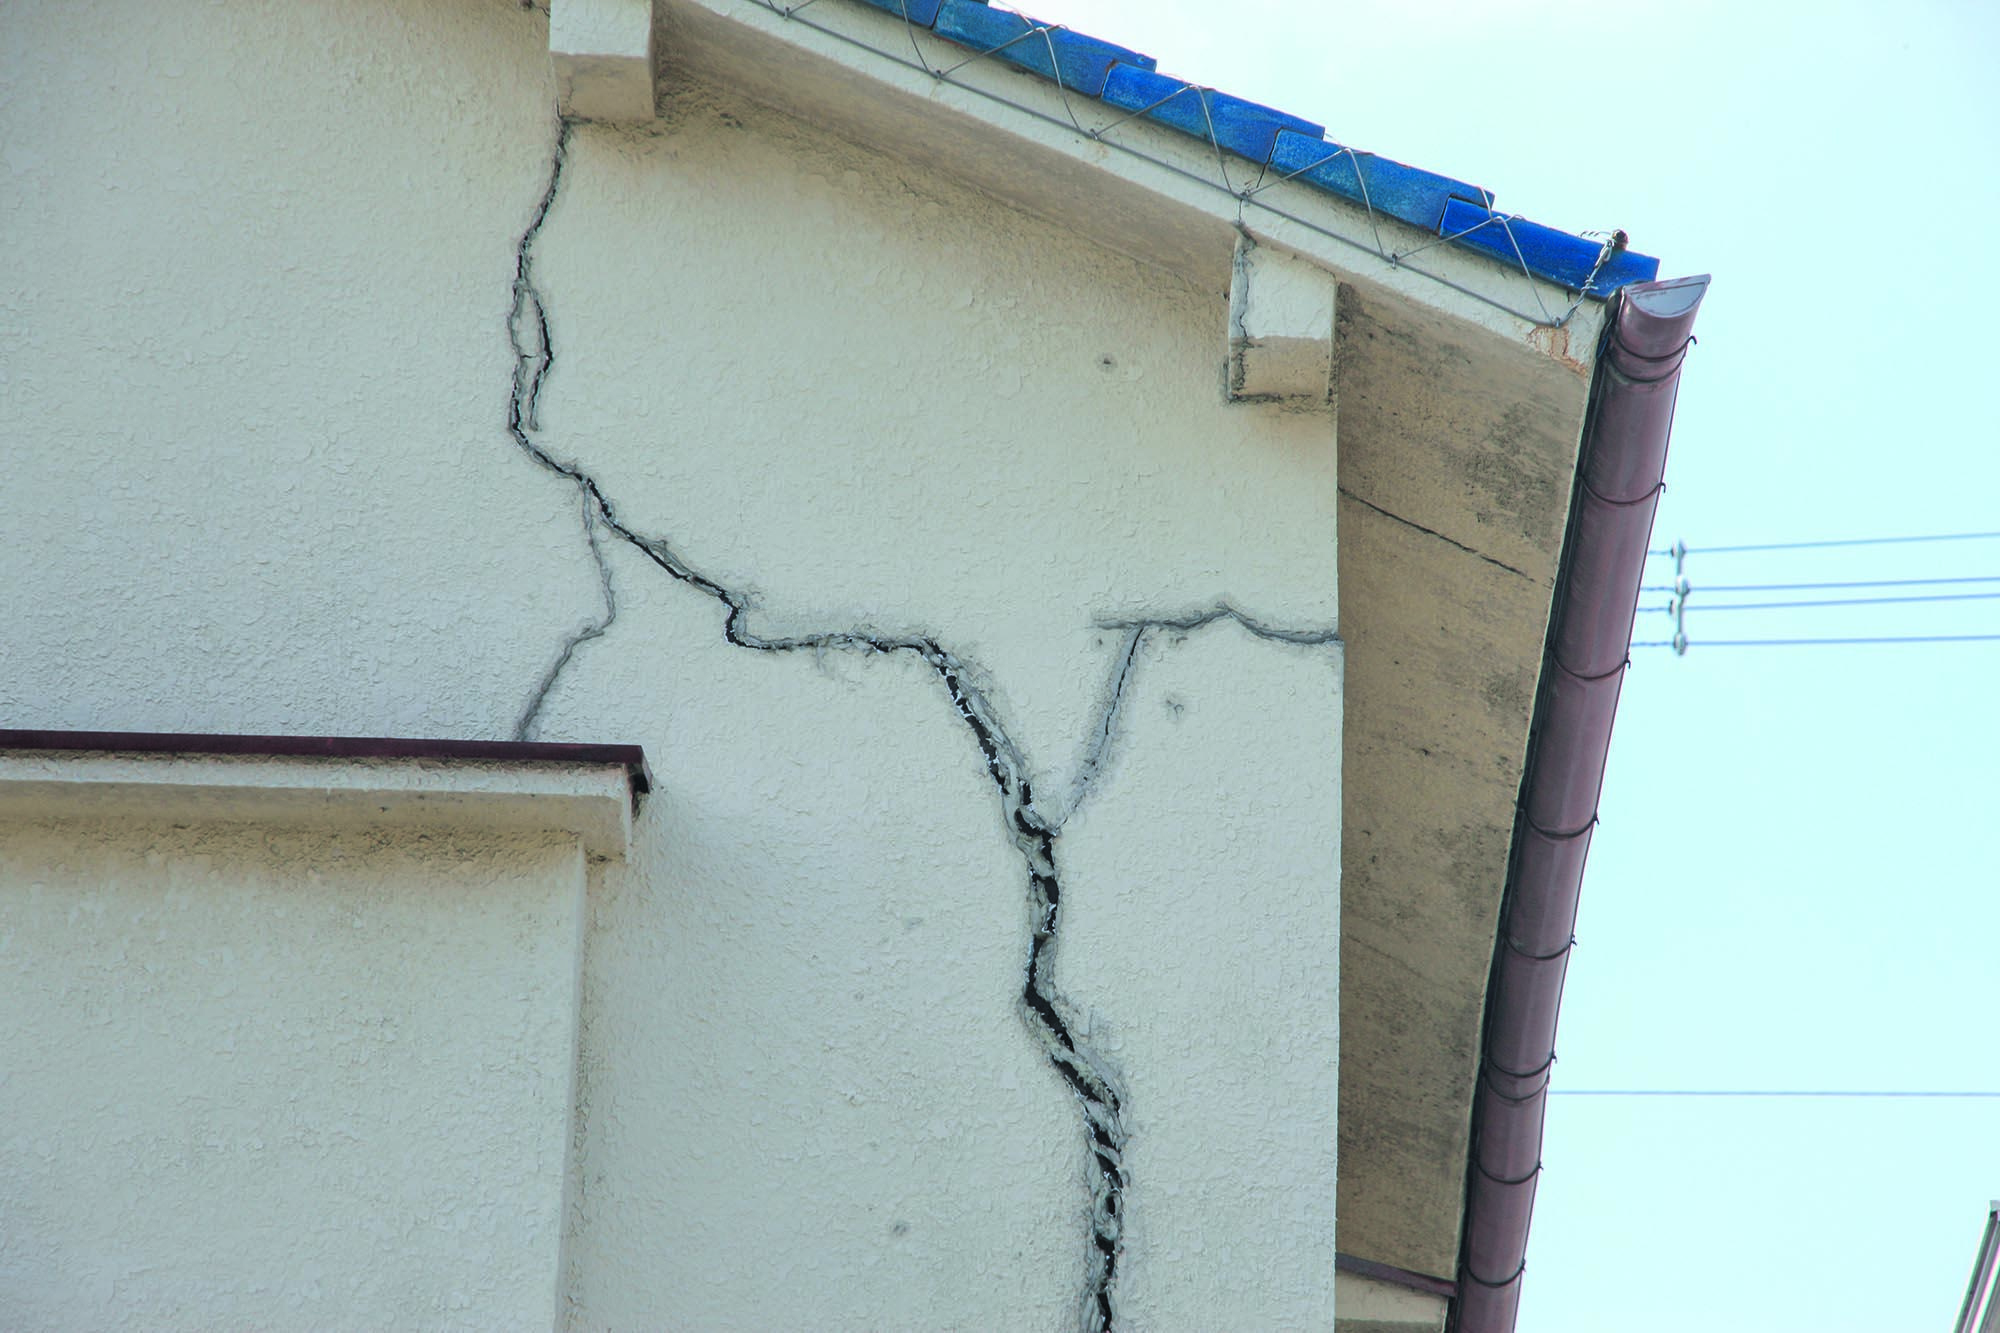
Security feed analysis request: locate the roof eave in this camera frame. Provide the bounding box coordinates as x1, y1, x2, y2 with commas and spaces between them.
643, 0, 1613, 359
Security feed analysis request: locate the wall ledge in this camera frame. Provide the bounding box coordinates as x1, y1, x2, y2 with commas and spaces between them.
0, 731, 648, 861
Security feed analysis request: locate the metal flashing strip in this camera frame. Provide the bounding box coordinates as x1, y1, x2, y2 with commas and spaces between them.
0, 729, 653, 801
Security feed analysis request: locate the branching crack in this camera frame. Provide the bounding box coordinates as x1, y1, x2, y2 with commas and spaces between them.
1057, 606, 1339, 828
515, 487, 618, 740
506, 115, 1134, 1330
510, 119, 619, 742
509, 118, 1343, 1331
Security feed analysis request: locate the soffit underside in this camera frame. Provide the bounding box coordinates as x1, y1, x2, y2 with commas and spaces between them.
1333, 282, 1589, 1280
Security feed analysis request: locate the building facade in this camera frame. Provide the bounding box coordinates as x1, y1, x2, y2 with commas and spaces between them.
0, 2, 1700, 1328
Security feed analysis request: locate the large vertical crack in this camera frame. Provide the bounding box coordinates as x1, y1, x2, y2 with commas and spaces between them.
507, 115, 1129, 1330
513, 485, 616, 740
509, 120, 617, 743
506, 117, 1337, 1331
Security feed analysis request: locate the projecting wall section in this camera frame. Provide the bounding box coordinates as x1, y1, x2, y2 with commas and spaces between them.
1, 1, 1342, 1327
0, 820, 586, 1329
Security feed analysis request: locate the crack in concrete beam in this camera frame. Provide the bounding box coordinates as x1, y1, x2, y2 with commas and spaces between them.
1336, 484, 1536, 582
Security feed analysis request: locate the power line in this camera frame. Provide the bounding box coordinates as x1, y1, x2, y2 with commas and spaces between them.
1641, 574, 2000, 594
1648, 531, 2000, 557
1636, 590, 2000, 614
1632, 634, 2000, 648
1553, 1089, 2000, 1099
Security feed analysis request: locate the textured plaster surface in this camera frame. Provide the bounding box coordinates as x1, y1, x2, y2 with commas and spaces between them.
0, 820, 585, 1329
0, 0, 592, 741
1060, 622, 1341, 1327
1, 1, 1358, 1326
522, 96, 1342, 1327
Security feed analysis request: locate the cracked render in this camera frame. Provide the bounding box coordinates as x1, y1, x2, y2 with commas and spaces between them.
506, 116, 1336, 1331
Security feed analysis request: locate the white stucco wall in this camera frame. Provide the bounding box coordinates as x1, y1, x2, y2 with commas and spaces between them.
1, 1, 1342, 1327
0, 819, 587, 1329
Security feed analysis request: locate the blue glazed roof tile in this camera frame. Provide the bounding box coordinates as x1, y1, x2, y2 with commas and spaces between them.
850, 0, 947, 29
1100, 64, 1322, 167
1267, 129, 1491, 233
841, 0, 1661, 295
932, 0, 1154, 98
1440, 199, 1661, 291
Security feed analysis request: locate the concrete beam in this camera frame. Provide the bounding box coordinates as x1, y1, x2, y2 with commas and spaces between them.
1336, 1268, 1448, 1333
0, 749, 636, 860
1229, 234, 1336, 406
551, 0, 659, 122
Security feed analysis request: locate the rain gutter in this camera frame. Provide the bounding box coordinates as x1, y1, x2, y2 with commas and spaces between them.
1956, 1202, 2000, 1333
1451, 273, 1710, 1332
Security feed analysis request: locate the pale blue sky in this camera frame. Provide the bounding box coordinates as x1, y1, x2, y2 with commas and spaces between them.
1016, 1, 2000, 1325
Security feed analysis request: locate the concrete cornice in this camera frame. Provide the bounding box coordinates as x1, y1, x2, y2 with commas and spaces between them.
0, 737, 642, 860
607, 0, 1613, 365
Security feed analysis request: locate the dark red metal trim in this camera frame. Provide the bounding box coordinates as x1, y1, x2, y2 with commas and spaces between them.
1451, 275, 1709, 1333
0, 729, 652, 798
1336, 1251, 1459, 1301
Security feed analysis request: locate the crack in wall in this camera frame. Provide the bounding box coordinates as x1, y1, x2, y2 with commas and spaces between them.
1059, 606, 1339, 828
506, 115, 1131, 1331
506, 116, 1338, 1332
514, 487, 618, 741
510, 119, 618, 744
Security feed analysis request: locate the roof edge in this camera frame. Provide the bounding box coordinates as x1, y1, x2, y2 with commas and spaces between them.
651, 0, 1618, 349
831, 0, 1660, 295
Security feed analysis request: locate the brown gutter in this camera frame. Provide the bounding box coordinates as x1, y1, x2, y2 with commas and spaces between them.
1452, 274, 1709, 1332
1956, 1203, 2000, 1333
0, 729, 653, 800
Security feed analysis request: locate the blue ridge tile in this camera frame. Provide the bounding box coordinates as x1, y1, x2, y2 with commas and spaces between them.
1267, 129, 1491, 231
1099, 64, 1323, 165
932, 0, 1153, 97
851, 0, 945, 27
1440, 199, 1661, 291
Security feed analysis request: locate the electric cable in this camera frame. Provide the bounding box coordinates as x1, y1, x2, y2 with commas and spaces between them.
1641, 574, 2000, 594
1634, 590, 2000, 614
1648, 530, 2000, 557
1631, 634, 2000, 648
1552, 1089, 2000, 1099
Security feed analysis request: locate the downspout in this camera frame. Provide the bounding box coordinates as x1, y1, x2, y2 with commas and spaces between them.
1452, 273, 1710, 1333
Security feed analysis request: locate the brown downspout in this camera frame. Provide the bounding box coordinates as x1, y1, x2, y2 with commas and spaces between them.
1452, 274, 1710, 1332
